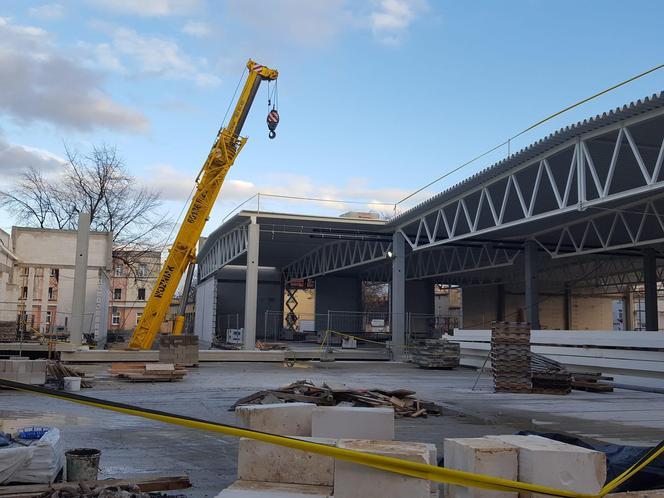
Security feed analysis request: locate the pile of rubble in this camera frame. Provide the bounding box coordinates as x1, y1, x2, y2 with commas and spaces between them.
231, 380, 442, 418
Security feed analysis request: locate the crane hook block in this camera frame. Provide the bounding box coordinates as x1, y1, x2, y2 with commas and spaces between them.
267, 109, 280, 139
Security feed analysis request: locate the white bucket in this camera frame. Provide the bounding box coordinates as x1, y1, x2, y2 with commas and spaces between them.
63, 376, 81, 392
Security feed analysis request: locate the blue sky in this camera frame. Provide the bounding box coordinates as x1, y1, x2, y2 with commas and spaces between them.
1, 0, 663, 235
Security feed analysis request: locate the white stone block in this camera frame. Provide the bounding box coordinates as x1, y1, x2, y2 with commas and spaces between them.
444, 437, 518, 498
311, 406, 395, 440
334, 439, 436, 498
236, 403, 315, 436
215, 480, 332, 497
237, 437, 336, 486
487, 435, 606, 498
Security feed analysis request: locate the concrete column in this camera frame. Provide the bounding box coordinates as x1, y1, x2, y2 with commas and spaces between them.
70, 212, 91, 346
391, 232, 405, 360
563, 284, 572, 330
624, 290, 634, 331
524, 240, 540, 329
243, 219, 260, 349
643, 248, 658, 331
496, 283, 505, 322
40, 267, 50, 334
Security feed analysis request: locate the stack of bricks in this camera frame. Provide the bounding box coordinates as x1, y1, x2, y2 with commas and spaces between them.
491, 322, 532, 393
159, 335, 199, 366
0, 321, 17, 342
411, 339, 460, 369
0, 359, 46, 385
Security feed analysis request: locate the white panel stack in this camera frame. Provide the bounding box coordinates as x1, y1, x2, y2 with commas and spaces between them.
487, 435, 606, 498
237, 437, 336, 487
236, 403, 315, 436
444, 437, 518, 498
311, 406, 394, 440
333, 439, 438, 498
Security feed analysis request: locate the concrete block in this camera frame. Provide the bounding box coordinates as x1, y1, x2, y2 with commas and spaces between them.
444, 437, 518, 498
237, 437, 336, 486
311, 406, 394, 440
488, 435, 606, 498
334, 439, 437, 498
236, 403, 315, 436
215, 480, 332, 497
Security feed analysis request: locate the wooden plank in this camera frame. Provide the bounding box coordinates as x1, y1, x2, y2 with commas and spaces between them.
0, 475, 191, 497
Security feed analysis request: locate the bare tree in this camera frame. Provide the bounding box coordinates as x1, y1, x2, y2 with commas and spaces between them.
0, 144, 173, 275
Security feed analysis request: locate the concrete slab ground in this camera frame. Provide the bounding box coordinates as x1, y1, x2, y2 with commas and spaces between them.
1, 362, 663, 497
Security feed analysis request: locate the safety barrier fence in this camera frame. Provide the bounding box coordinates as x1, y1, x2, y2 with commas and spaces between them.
1, 378, 661, 498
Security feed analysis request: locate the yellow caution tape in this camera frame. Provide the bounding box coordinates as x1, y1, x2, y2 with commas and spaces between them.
1, 378, 661, 498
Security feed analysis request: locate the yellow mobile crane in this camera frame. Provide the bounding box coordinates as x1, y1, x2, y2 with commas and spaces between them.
128, 59, 279, 350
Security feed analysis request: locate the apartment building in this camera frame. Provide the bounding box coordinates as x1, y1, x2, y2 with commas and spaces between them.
108, 250, 163, 335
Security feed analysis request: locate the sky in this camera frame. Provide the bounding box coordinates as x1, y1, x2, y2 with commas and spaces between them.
1, 0, 664, 236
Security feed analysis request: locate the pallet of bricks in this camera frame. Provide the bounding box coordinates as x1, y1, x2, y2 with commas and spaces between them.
411, 339, 460, 369
159, 335, 199, 367
491, 322, 531, 393
0, 320, 17, 342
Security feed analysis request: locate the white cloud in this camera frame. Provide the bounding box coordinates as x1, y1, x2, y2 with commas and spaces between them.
370, 0, 428, 45
87, 0, 201, 16
182, 20, 211, 38
29, 3, 65, 20
0, 17, 148, 132
88, 24, 220, 86
0, 134, 66, 178
226, 0, 351, 47
142, 166, 428, 218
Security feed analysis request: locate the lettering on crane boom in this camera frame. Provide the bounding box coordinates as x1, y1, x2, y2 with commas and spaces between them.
187, 191, 208, 224
154, 264, 175, 298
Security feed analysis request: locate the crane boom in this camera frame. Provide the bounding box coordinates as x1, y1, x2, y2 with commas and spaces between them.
128, 59, 278, 350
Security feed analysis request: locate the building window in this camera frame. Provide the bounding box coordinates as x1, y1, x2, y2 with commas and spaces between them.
21, 267, 29, 276
138, 288, 146, 300
20, 286, 28, 299
50, 268, 59, 280
114, 288, 122, 300
137, 264, 148, 277
114, 265, 123, 277
136, 312, 143, 326
112, 313, 120, 326
46, 311, 52, 324
48, 287, 54, 300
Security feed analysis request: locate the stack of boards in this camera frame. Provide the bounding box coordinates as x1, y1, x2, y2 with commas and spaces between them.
109, 363, 187, 382
491, 322, 532, 393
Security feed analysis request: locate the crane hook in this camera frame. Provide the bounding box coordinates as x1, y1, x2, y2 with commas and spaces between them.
267, 109, 279, 139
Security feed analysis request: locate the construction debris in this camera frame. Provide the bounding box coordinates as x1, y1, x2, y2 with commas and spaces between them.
256, 341, 289, 351
230, 380, 442, 418
46, 361, 93, 389
491, 322, 532, 393
109, 363, 187, 383
410, 338, 460, 369
0, 475, 191, 498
